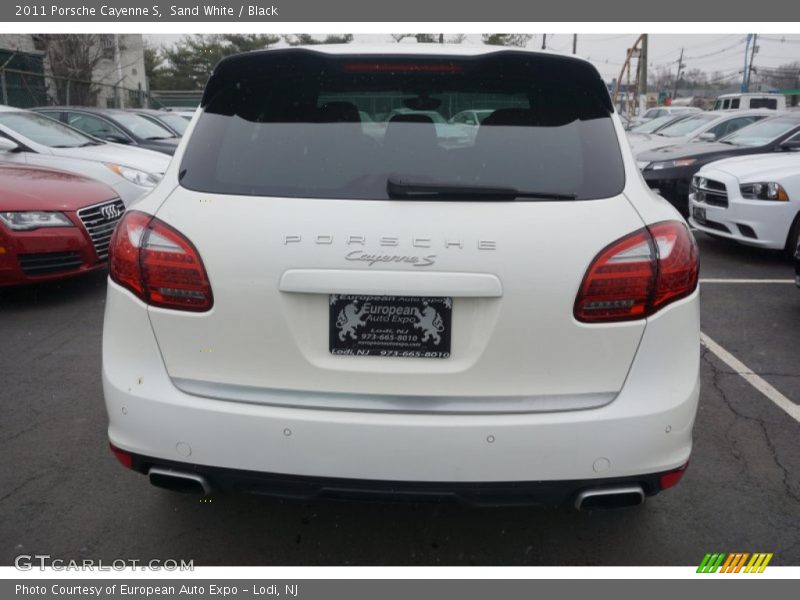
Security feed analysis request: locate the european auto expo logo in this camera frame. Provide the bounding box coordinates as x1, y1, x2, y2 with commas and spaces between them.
697, 552, 773, 573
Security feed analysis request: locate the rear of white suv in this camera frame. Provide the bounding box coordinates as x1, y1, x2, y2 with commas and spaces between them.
103, 46, 700, 509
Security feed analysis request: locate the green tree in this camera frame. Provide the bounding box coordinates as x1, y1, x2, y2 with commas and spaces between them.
481, 34, 533, 47
282, 34, 354, 46
148, 34, 281, 91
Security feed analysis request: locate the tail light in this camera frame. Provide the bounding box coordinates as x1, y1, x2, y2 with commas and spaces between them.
108, 210, 213, 311
574, 220, 698, 323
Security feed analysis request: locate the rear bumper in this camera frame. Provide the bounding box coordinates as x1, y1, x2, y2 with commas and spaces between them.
103, 280, 700, 485
120, 450, 679, 507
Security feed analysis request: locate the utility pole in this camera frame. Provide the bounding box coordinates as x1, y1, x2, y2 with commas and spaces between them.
638, 34, 648, 112
673, 47, 684, 101
741, 34, 752, 92
541, 34, 546, 50
572, 34, 577, 55
747, 33, 758, 91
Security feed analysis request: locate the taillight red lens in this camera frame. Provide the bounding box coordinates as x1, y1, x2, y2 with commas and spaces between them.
649, 221, 700, 312
574, 220, 698, 323
108, 210, 213, 312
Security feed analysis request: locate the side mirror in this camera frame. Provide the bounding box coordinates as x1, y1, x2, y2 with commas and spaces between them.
0, 137, 20, 152
779, 139, 800, 151
698, 132, 716, 142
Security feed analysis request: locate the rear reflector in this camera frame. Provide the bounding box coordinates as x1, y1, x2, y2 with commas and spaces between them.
109, 443, 133, 469
574, 220, 698, 323
108, 210, 213, 311
659, 462, 688, 490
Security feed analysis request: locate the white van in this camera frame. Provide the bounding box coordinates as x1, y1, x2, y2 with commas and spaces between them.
712, 93, 786, 111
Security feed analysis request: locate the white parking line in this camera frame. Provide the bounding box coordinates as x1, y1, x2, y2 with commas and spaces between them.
700, 278, 795, 284
701, 332, 800, 423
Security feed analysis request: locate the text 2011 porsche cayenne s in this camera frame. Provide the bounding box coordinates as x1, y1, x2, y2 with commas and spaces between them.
103, 46, 700, 510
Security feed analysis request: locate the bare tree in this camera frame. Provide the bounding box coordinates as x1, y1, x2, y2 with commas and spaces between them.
390, 34, 465, 44
40, 34, 107, 106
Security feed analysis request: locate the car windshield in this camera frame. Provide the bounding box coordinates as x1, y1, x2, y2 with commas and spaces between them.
630, 115, 680, 133
111, 112, 176, 139
153, 113, 189, 135
180, 51, 624, 201
657, 113, 716, 137
0, 111, 97, 148
720, 118, 800, 147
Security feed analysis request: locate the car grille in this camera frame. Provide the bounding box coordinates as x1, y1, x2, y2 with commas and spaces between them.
18, 251, 84, 276
77, 199, 125, 259
692, 178, 728, 208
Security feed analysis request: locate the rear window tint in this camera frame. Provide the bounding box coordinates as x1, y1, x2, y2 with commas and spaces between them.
180, 51, 625, 201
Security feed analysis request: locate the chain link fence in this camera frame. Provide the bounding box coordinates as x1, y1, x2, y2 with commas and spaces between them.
0, 66, 149, 109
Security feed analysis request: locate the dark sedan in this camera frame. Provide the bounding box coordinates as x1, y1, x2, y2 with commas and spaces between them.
32, 107, 180, 155
126, 108, 189, 137
637, 115, 800, 215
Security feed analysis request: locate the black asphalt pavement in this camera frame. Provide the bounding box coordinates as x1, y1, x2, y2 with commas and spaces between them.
1, 232, 799, 566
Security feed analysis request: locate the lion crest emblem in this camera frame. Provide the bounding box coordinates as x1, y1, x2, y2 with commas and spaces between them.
413, 303, 444, 345
335, 301, 368, 341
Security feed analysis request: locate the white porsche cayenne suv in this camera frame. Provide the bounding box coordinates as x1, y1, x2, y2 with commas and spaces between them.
103, 45, 700, 510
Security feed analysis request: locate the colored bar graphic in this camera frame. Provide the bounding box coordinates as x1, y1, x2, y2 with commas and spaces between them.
697, 552, 772, 573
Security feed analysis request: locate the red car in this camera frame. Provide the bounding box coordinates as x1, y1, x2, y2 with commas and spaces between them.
0, 163, 125, 286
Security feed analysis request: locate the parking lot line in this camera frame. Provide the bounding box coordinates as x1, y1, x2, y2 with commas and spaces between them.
701, 332, 800, 423
699, 278, 796, 284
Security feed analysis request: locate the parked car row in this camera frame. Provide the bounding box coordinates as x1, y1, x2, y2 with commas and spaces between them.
626, 108, 800, 258
0, 104, 179, 286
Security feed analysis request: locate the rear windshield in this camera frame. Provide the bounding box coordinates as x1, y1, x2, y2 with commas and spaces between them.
657, 113, 716, 137
180, 51, 624, 201
111, 113, 176, 139
722, 118, 800, 147
630, 114, 678, 134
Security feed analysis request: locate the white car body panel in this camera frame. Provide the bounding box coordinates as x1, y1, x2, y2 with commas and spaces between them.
689, 152, 800, 249
628, 110, 774, 155
104, 280, 698, 481
0, 108, 171, 205
102, 45, 700, 493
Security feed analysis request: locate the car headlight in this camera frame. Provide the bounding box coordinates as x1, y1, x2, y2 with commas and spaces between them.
739, 182, 789, 201
0, 211, 73, 231
106, 164, 161, 188
648, 158, 697, 171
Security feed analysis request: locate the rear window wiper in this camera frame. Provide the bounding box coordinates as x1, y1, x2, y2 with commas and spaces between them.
387, 177, 577, 201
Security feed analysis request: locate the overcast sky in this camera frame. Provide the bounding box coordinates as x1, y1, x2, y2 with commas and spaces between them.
145, 33, 800, 86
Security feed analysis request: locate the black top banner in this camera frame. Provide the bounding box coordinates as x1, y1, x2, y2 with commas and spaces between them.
4, 0, 798, 21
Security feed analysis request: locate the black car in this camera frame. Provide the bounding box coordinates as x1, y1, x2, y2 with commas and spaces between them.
126, 108, 190, 137
637, 114, 800, 215
32, 107, 180, 155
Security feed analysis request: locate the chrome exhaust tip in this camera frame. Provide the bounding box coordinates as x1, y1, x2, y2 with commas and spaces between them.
148, 467, 212, 495
574, 485, 645, 511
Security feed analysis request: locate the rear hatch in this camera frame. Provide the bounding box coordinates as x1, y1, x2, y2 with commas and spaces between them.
147, 49, 647, 407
